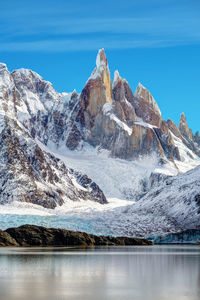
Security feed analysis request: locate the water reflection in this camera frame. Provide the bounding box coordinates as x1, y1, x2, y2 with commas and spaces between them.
0, 246, 199, 300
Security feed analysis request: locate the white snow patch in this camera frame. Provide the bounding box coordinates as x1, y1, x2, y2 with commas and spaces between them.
102, 102, 112, 114
110, 113, 133, 135
103, 103, 133, 136
134, 117, 158, 129
170, 131, 200, 173
37, 140, 176, 200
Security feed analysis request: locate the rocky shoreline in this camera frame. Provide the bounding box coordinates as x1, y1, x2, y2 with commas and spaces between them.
0, 224, 153, 247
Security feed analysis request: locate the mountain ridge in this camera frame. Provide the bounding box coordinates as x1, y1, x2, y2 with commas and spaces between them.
0, 49, 200, 237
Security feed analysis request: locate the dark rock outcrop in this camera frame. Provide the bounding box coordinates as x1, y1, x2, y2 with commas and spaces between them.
2, 225, 153, 247
0, 229, 19, 246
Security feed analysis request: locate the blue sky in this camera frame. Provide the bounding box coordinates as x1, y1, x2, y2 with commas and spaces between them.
1, 0, 200, 132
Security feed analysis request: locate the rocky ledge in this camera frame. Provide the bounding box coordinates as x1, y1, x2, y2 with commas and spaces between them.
0, 224, 153, 247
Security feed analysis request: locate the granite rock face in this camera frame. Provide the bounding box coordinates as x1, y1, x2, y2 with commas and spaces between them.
67, 50, 184, 162
134, 83, 161, 127
179, 113, 193, 142
167, 119, 182, 139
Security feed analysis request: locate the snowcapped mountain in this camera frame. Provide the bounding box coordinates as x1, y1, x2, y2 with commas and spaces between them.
0, 63, 107, 208
0, 49, 200, 235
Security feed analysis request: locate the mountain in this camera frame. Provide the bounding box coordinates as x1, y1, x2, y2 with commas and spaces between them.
0, 49, 200, 236
0, 63, 107, 208
1, 50, 198, 165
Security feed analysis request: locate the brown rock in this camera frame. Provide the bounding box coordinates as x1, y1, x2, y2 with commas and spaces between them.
112, 70, 137, 125
167, 119, 182, 139
0, 229, 19, 246
133, 83, 162, 127
179, 113, 193, 142
4, 224, 153, 247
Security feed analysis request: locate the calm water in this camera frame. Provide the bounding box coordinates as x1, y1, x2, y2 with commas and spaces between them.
0, 246, 199, 300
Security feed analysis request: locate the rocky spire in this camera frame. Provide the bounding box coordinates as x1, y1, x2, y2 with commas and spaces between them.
79, 49, 112, 124
96, 48, 108, 68
134, 83, 161, 117
167, 119, 182, 139
112, 70, 135, 104
113, 70, 127, 100
112, 70, 136, 124
179, 113, 193, 142
179, 112, 187, 124
113, 70, 121, 89
89, 48, 112, 104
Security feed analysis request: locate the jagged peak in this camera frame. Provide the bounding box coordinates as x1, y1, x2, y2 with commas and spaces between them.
96, 48, 107, 68
0, 63, 8, 71
134, 82, 161, 116
179, 112, 194, 142
113, 70, 129, 89
180, 112, 187, 122
135, 82, 149, 96
113, 70, 121, 88
71, 89, 78, 96
89, 49, 110, 81
138, 82, 145, 88
179, 113, 189, 128
12, 68, 43, 81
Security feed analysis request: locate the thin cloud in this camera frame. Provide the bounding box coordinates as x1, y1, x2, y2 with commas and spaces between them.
0, 0, 200, 51
0, 38, 196, 53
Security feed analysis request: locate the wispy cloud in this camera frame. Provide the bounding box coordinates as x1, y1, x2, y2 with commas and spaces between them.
0, 0, 200, 52
0, 38, 195, 53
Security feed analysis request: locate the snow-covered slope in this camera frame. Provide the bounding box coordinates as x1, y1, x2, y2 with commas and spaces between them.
1, 164, 199, 237
0, 116, 107, 208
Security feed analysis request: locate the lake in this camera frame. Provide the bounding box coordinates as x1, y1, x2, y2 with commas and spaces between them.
0, 245, 199, 300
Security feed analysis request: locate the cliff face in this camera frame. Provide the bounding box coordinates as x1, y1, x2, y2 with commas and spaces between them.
66, 50, 182, 161
134, 83, 161, 127
179, 113, 193, 141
